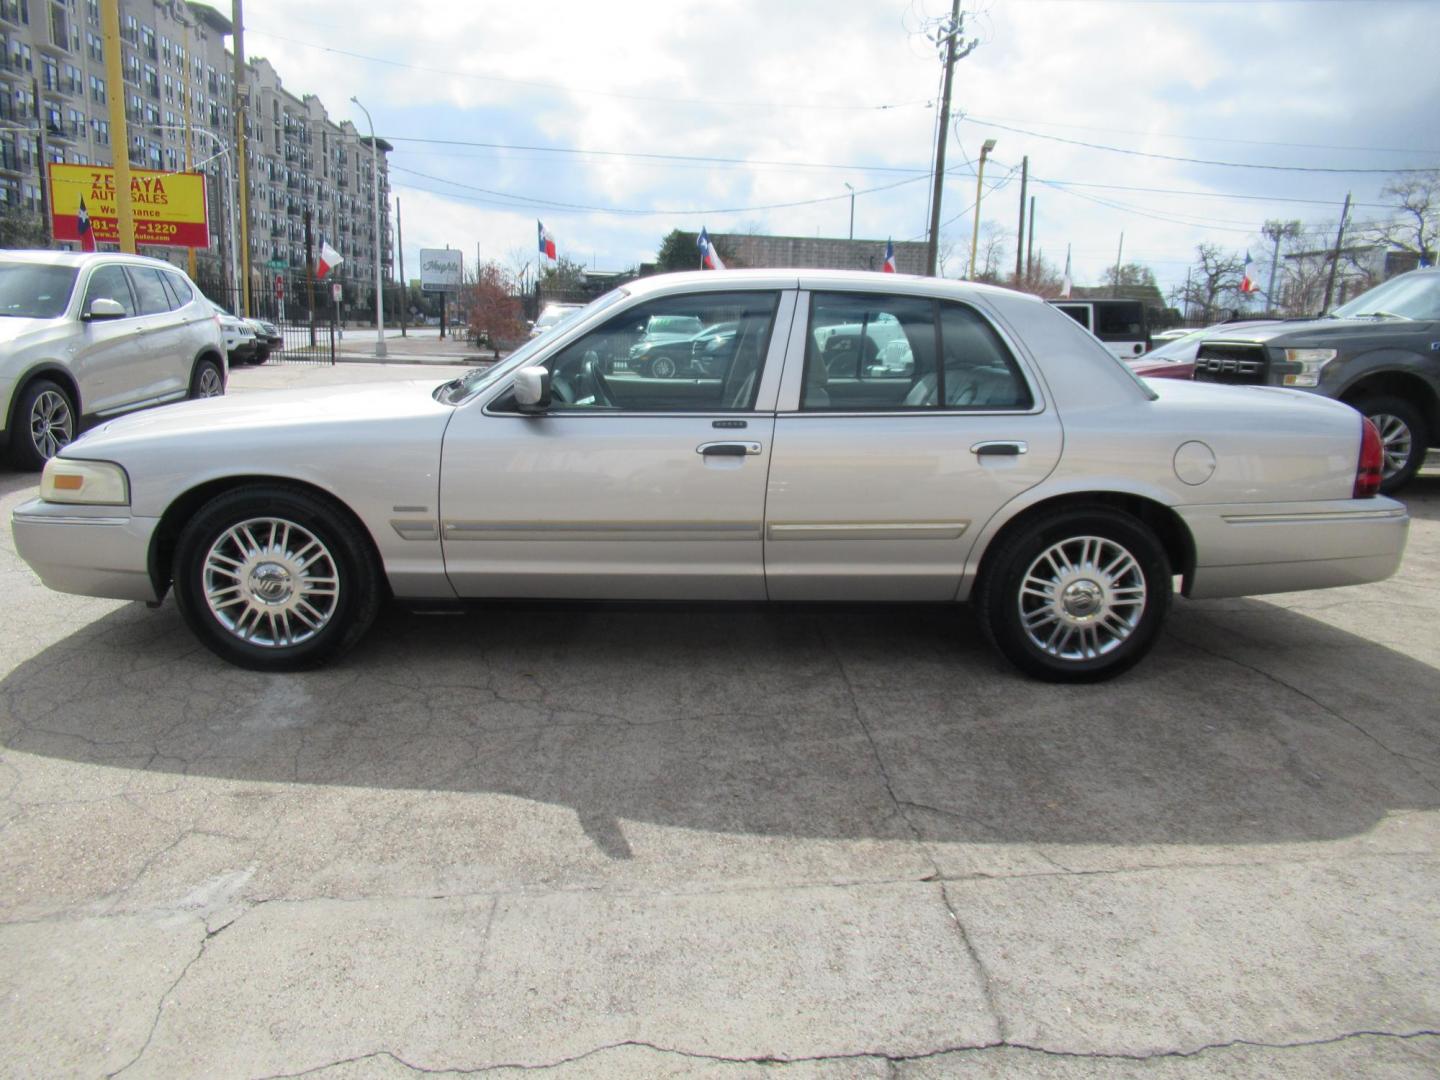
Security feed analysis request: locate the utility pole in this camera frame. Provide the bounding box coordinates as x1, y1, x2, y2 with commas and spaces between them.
967, 138, 995, 279
396, 196, 406, 337
1112, 232, 1124, 298
844, 181, 854, 240
181, 18, 197, 282
100, 0, 136, 252
1025, 195, 1035, 283
1321, 192, 1351, 314
30, 78, 49, 239
925, 0, 973, 277
1013, 155, 1028, 286
304, 205, 315, 345
231, 0, 252, 315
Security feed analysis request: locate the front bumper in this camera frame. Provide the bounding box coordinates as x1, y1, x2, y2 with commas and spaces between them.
1178, 496, 1409, 599
11, 498, 160, 602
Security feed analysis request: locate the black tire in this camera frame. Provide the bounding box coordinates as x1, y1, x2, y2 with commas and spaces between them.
171, 485, 382, 671
1353, 395, 1427, 494
976, 507, 1172, 683
8, 378, 76, 471
190, 356, 226, 399
648, 353, 678, 378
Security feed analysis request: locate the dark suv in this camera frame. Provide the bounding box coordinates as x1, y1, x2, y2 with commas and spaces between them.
1192, 268, 1440, 492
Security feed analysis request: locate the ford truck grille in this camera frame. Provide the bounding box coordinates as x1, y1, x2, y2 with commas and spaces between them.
1193, 343, 1267, 385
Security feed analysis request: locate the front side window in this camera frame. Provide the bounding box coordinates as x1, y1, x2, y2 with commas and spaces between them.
528, 291, 780, 412
801, 293, 1032, 411
82, 264, 135, 317
125, 266, 172, 314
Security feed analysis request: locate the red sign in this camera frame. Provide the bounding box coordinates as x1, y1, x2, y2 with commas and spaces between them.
274, 276, 285, 300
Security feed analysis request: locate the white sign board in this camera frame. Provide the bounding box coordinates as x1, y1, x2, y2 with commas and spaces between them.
331, 282, 342, 303
420, 248, 464, 293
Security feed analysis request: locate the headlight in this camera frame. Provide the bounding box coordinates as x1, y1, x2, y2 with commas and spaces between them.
40, 458, 130, 506
1282, 348, 1337, 387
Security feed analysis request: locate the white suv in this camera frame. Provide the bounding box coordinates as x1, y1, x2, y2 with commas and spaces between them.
0, 251, 227, 470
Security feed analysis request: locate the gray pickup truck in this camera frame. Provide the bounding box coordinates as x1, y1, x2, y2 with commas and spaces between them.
1192, 267, 1440, 492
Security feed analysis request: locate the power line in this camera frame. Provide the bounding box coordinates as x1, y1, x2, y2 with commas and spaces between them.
958, 115, 1440, 174
246, 28, 933, 114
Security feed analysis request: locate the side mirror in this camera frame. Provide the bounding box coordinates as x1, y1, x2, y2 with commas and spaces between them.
84, 297, 126, 321
513, 366, 552, 414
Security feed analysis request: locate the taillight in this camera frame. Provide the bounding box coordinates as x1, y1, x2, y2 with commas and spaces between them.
1354, 417, 1383, 498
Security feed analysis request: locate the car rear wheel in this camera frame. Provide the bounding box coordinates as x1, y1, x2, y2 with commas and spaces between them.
977, 508, 1171, 682
649, 354, 678, 378
172, 486, 382, 670
190, 357, 225, 399
9, 379, 75, 471
1354, 396, 1426, 493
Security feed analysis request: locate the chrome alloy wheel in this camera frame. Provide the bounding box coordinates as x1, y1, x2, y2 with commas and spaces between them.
197, 366, 224, 397
29, 389, 74, 460
1368, 412, 1413, 479
202, 518, 340, 647
1018, 535, 1147, 662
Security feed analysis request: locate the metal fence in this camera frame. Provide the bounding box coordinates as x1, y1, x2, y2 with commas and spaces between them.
276, 320, 336, 365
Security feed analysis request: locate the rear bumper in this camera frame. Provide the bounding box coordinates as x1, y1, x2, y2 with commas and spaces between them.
11, 498, 159, 602
1178, 496, 1409, 599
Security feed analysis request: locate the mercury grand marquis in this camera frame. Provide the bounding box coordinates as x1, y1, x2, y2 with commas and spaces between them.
11, 270, 1410, 681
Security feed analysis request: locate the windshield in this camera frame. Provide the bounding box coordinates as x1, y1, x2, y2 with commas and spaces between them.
1144, 326, 1210, 361
0, 262, 79, 318
534, 305, 583, 330
443, 288, 629, 402
1331, 271, 1440, 320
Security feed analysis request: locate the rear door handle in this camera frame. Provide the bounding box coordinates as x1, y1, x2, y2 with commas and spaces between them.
971, 440, 1028, 456
697, 441, 762, 457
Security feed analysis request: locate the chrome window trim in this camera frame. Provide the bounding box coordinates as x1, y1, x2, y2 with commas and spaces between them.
775, 289, 1049, 414
477, 288, 798, 419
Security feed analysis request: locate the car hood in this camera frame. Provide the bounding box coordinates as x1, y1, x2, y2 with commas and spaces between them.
65, 379, 455, 457
633, 332, 695, 349
0, 316, 60, 346
1198, 316, 1430, 347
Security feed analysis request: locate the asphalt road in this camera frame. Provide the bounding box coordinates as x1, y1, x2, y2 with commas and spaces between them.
2, 362, 1438, 1077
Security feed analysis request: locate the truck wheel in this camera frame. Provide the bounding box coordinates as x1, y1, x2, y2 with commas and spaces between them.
1355, 396, 1427, 493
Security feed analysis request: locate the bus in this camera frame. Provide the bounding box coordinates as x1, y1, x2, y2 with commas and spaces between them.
1047, 299, 1151, 359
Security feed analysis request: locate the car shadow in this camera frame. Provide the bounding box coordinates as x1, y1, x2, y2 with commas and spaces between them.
1399, 473, 1440, 521
2, 593, 1436, 855
0, 470, 38, 499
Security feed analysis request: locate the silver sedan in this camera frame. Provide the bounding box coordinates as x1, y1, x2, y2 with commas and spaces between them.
11, 270, 1409, 681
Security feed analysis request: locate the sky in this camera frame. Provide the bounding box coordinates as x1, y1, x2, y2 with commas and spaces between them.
233, 0, 1440, 298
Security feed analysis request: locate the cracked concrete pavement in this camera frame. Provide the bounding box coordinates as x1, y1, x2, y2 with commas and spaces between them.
1, 362, 1438, 1077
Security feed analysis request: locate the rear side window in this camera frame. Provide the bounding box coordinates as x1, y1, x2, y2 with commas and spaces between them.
1096, 302, 1144, 338
82, 265, 136, 317
1053, 304, 1091, 331
126, 267, 174, 315
936, 302, 1033, 409
162, 271, 194, 307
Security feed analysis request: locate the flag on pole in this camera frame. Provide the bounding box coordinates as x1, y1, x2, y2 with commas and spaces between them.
76, 197, 96, 253
697, 227, 725, 270
1060, 245, 1073, 299
537, 220, 557, 261
1240, 251, 1258, 293
316, 241, 343, 280
882, 238, 897, 273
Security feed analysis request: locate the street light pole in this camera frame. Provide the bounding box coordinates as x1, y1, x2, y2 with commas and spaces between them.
844, 182, 854, 240
350, 96, 386, 358
968, 138, 996, 280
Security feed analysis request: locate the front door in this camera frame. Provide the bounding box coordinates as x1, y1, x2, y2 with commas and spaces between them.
439, 289, 794, 600
765, 290, 1062, 601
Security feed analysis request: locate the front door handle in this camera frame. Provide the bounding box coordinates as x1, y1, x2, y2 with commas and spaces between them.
697, 441, 762, 457
971, 440, 1028, 457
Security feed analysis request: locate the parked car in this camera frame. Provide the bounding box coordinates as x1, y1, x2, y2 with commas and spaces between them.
1150, 328, 1192, 345
209, 302, 257, 366
0, 251, 226, 470
625, 319, 737, 377
12, 270, 1407, 682
528, 302, 585, 339
1192, 267, 1440, 491
1048, 298, 1151, 359
249, 317, 282, 361
1127, 320, 1281, 381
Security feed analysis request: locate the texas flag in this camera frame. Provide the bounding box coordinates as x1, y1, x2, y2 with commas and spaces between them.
697, 227, 725, 270
316, 241, 343, 280
538, 220, 556, 261
882, 238, 896, 273
1239, 251, 1258, 294
76, 197, 96, 253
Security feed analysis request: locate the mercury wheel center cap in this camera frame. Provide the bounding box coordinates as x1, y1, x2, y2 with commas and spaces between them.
249, 562, 294, 604
1062, 579, 1103, 619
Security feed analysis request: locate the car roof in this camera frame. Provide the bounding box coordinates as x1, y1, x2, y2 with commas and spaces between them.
623, 268, 1045, 305
0, 249, 188, 272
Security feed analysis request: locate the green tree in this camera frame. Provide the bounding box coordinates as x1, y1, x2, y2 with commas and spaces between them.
1101, 262, 1157, 289
0, 212, 52, 250
656, 229, 700, 273
538, 255, 587, 294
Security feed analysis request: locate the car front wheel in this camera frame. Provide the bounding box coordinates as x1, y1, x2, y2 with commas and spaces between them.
977, 508, 1171, 682
190, 357, 225, 399
9, 378, 76, 471
1355, 395, 1427, 493
172, 486, 382, 670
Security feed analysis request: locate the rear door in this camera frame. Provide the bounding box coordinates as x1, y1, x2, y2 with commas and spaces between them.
765, 289, 1062, 601
124, 265, 191, 400
439, 288, 795, 600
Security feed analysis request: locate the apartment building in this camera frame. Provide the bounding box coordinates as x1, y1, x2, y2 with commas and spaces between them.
0, 0, 391, 308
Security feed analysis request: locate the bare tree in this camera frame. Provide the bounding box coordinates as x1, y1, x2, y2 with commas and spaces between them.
1259, 220, 1304, 311
1170, 244, 1246, 323
1101, 262, 1157, 289
1363, 169, 1439, 260
975, 220, 1007, 283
